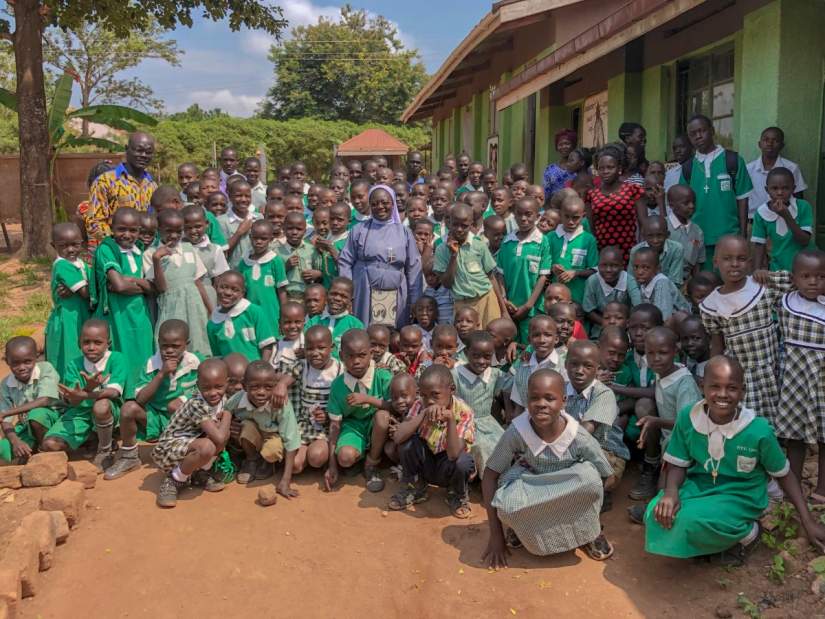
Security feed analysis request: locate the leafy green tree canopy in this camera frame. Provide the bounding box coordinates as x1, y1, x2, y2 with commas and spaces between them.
259, 5, 427, 124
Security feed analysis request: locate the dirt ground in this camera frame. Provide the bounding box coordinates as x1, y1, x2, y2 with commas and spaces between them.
10, 455, 824, 619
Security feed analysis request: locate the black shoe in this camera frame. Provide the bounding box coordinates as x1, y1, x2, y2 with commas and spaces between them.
627, 502, 646, 525
629, 463, 658, 500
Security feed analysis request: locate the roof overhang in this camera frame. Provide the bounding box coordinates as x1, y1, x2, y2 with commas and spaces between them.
335, 148, 408, 156
400, 0, 585, 123
493, 0, 707, 110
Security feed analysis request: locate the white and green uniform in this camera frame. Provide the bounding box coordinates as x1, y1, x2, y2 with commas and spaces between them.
217, 207, 262, 268
45, 257, 94, 379
0, 363, 61, 462
496, 227, 552, 344
750, 198, 814, 271
304, 311, 365, 358
582, 271, 630, 338
547, 225, 599, 305
280, 239, 324, 298
45, 351, 128, 450
510, 351, 566, 410
133, 351, 201, 441
238, 250, 288, 337
207, 299, 276, 361
433, 232, 496, 300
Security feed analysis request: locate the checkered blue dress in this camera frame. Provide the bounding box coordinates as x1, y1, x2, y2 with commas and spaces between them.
775, 292, 825, 443
700, 272, 792, 425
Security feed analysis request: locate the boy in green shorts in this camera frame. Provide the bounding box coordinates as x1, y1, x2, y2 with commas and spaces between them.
496, 196, 552, 344
324, 329, 392, 494
0, 337, 61, 463
207, 271, 276, 362
104, 319, 202, 480
43, 319, 128, 470
304, 277, 364, 357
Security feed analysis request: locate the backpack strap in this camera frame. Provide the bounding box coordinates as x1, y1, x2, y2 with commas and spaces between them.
682, 158, 693, 183
681, 149, 738, 185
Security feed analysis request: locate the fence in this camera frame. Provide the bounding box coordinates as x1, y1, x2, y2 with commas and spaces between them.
0, 153, 119, 222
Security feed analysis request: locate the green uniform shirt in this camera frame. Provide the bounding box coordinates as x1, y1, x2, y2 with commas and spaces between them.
433, 232, 496, 300
582, 271, 630, 338
207, 299, 276, 360
629, 239, 686, 286
46, 257, 95, 379
304, 311, 365, 358
226, 391, 301, 451
495, 227, 552, 314
238, 251, 288, 336
327, 363, 392, 422
62, 351, 129, 412
0, 362, 60, 424
134, 351, 201, 412
750, 198, 814, 271
204, 209, 227, 249
679, 148, 752, 245
547, 226, 599, 304
278, 239, 323, 296
217, 208, 262, 268
625, 349, 655, 388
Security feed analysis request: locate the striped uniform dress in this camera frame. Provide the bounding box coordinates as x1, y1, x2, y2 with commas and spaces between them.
288, 358, 343, 444
510, 351, 566, 411
564, 380, 630, 462
487, 412, 612, 556
775, 292, 825, 443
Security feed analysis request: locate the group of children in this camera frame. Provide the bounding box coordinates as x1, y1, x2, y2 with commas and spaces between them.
2, 137, 824, 567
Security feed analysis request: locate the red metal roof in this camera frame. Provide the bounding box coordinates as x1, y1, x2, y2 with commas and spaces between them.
336, 129, 410, 156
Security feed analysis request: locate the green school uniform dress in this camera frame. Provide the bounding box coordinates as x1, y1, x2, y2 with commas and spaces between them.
433, 232, 496, 301
133, 351, 201, 441
645, 402, 789, 558
0, 362, 61, 462
45, 257, 95, 379
750, 198, 815, 271
496, 227, 552, 344
304, 311, 365, 358
143, 242, 211, 358
45, 351, 128, 450
280, 239, 323, 298
679, 147, 752, 260
238, 250, 288, 337
451, 364, 510, 478
93, 237, 154, 382
629, 239, 686, 286
654, 365, 703, 447
582, 271, 630, 338
207, 299, 276, 361
349, 210, 370, 230
327, 362, 391, 455
217, 207, 262, 268
548, 225, 599, 305
225, 391, 301, 451
204, 209, 228, 249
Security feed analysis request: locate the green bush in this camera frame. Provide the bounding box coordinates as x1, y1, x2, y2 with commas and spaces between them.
150, 117, 430, 184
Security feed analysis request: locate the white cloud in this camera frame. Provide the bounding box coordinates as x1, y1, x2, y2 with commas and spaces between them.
186, 89, 263, 117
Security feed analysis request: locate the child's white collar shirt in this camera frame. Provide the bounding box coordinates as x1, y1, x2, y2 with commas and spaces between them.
145, 351, 200, 390
667, 210, 693, 233
755, 198, 808, 237
640, 272, 668, 300
82, 351, 122, 395
6, 364, 41, 390
270, 333, 305, 368
694, 145, 725, 177
782, 291, 825, 325
503, 226, 543, 253
526, 349, 560, 371
700, 277, 764, 319
118, 244, 141, 271
343, 361, 375, 392
211, 298, 251, 339
456, 363, 492, 385
227, 207, 255, 224
554, 224, 584, 258
565, 380, 595, 402
54, 257, 89, 288
513, 410, 579, 458
243, 250, 278, 280
597, 271, 628, 297
655, 365, 691, 390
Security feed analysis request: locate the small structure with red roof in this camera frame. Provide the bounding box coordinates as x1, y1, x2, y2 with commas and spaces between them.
335, 128, 410, 169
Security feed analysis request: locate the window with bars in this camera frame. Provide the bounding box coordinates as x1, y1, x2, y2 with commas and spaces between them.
676, 45, 735, 148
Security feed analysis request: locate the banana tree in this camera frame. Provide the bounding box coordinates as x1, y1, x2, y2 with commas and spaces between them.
0, 71, 158, 219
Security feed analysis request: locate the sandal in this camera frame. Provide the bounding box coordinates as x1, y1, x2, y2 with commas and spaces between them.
505, 529, 523, 549
715, 535, 760, 567
236, 459, 258, 485
446, 492, 472, 519
582, 533, 614, 561
388, 483, 428, 511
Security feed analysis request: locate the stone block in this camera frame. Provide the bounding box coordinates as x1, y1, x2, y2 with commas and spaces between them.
67, 461, 98, 489
39, 481, 85, 528
0, 568, 20, 618
19, 512, 57, 571
1, 528, 38, 598
47, 511, 70, 544
0, 467, 21, 490
20, 452, 67, 487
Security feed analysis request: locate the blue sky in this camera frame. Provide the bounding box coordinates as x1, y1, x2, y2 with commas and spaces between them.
126, 0, 482, 116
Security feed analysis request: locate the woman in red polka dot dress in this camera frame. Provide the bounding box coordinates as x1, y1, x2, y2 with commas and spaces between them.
586, 144, 646, 264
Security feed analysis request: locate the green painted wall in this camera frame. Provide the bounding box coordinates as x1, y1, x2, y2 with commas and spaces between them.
534, 99, 551, 183
607, 72, 642, 142
640, 66, 669, 162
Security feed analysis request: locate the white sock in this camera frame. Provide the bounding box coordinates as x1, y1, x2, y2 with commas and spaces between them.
171, 466, 189, 482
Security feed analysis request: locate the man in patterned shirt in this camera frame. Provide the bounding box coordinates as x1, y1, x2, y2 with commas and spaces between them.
84, 132, 157, 248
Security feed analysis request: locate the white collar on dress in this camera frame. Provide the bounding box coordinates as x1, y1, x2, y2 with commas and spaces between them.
147, 351, 200, 380
641, 272, 668, 299
118, 244, 141, 256
329, 231, 349, 243
689, 400, 756, 439
503, 227, 543, 246
695, 145, 725, 169
668, 210, 690, 232
457, 363, 492, 385
83, 350, 111, 374
565, 380, 595, 401
343, 361, 375, 392
756, 198, 798, 237
243, 250, 276, 266
189, 235, 212, 249
513, 410, 579, 458
211, 298, 251, 323
656, 365, 691, 389
782, 291, 825, 324
597, 271, 628, 296
5, 364, 41, 389
227, 207, 254, 223
700, 277, 765, 319
554, 224, 584, 241
305, 357, 342, 382
527, 349, 559, 370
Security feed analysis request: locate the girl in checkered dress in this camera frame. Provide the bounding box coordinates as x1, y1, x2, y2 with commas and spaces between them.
776, 249, 825, 499
699, 236, 792, 426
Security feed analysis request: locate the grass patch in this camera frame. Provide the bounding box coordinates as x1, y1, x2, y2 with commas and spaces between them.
0, 291, 52, 350
13, 266, 43, 288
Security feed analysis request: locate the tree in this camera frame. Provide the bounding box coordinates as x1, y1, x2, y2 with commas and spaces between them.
165, 103, 230, 122
259, 5, 427, 124
0, 1, 286, 259
43, 20, 181, 135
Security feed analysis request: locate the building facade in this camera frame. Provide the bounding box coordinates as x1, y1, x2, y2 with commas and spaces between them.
402, 0, 825, 245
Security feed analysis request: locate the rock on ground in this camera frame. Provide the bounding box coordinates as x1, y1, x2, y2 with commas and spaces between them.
21, 453, 68, 488
39, 481, 85, 528
0, 467, 22, 490
67, 461, 98, 489
19, 512, 58, 572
